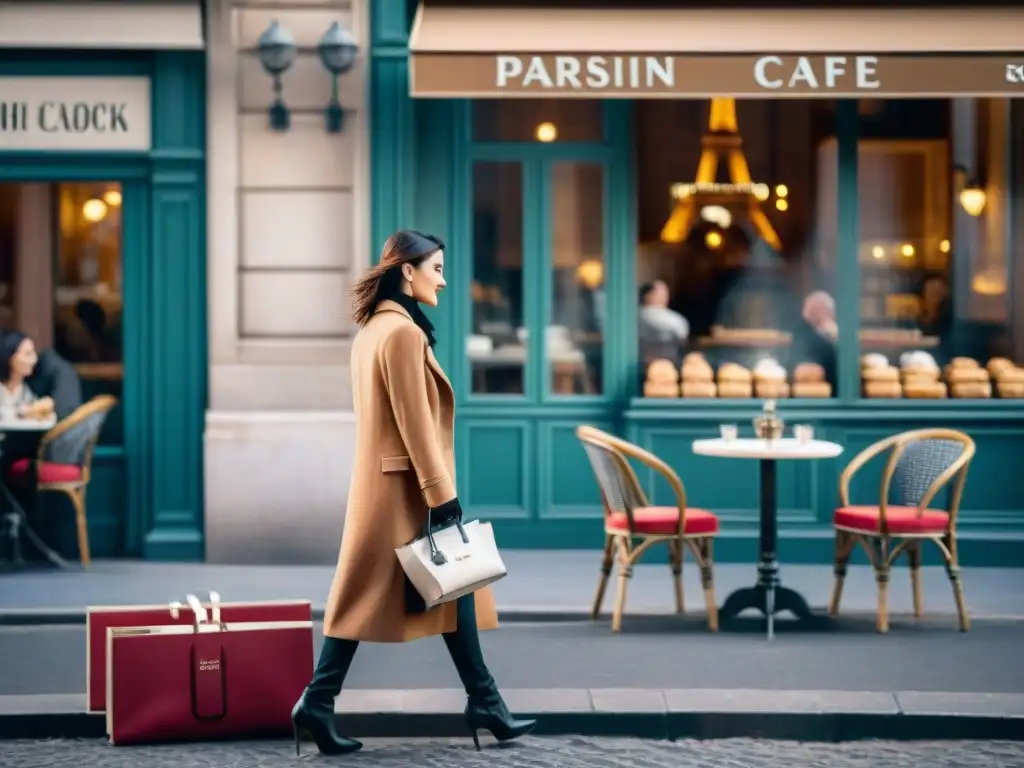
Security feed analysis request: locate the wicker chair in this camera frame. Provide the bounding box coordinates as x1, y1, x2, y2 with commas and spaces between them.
5, 395, 119, 568
828, 428, 975, 633
575, 425, 719, 632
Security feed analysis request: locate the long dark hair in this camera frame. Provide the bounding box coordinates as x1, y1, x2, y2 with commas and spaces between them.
350, 230, 445, 326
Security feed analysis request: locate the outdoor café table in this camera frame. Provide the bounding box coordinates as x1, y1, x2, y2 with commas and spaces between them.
691, 437, 844, 641
0, 416, 63, 570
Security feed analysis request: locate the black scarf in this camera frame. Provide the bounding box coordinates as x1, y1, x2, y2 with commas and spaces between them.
390, 293, 436, 348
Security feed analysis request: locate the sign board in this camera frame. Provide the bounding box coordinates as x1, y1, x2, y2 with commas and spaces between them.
411, 54, 1024, 99
0, 77, 151, 151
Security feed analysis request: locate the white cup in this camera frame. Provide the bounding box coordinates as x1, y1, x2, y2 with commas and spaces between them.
794, 424, 814, 444
720, 424, 738, 442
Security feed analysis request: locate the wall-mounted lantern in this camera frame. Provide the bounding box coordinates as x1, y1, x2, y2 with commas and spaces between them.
257, 20, 297, 131
318, 21, 360, 134
953, 165, 987, 217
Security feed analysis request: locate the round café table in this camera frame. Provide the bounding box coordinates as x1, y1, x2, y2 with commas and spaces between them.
692, 437, 843, 640
0, 416, 62, 570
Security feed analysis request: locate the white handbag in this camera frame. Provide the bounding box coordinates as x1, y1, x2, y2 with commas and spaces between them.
395, 509, 507, 610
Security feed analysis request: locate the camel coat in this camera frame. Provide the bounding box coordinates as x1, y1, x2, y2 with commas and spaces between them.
323, 299, 499, 642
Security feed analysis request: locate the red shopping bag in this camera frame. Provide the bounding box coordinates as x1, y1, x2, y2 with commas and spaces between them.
86, 595, 311, 711
106, 595, 314, 745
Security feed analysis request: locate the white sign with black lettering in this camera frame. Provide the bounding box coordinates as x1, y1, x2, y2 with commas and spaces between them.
0, 77, 151, 151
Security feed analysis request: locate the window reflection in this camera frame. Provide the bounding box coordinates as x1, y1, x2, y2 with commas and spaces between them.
636, 98, 837, 399
855, 99, 1021, 400
470, 162, 525, 395
549, 162, 604, 395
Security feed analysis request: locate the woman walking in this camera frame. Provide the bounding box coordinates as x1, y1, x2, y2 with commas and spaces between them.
291, 230, 536, 755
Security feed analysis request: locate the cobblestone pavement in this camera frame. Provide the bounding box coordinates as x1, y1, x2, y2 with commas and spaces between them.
3, 737, 1024, 768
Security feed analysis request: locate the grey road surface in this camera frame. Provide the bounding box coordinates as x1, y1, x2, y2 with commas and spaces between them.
3, 737, 1024, 768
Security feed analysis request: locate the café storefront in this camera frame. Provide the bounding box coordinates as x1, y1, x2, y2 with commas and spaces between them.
372, 1, 1024, 564
0, 3, 207, 560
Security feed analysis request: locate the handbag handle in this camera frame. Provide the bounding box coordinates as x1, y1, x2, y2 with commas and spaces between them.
423, 505, 470, 567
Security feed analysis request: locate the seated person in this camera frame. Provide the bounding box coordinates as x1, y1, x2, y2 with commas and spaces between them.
0, 331, 55, 422
638, 279, 690, 363
791, 291, 838, 387
0, 327, 82, 420
0, 331, 57, 471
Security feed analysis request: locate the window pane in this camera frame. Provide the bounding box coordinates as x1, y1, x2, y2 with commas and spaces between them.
549, 162, 604, 395
473, 99, 602, 143
54, 183, 123, 443
636, 98, 837, 399
855, 99, 1019, 400
470, 162, 525, 395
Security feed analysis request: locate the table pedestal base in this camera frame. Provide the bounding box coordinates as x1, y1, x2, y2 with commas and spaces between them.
720, 584, 814, 640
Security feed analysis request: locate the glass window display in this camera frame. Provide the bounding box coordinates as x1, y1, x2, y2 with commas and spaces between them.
854, 99, 1021, 400
636, 98, 838, 399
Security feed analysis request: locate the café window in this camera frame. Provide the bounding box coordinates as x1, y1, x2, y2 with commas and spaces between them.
854, 99, 1021, 401
473, 99, 603, 143
636, 98, 838, 400
0, 182, 123, 443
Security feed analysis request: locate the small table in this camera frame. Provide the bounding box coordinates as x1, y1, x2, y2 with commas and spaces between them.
0, 417, 62, 570
692, 437, 843, 640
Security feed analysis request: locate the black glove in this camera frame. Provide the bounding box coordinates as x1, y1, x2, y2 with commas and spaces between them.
431, 497, 463, 526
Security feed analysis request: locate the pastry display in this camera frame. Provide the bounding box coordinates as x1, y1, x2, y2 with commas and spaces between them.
862, 365, 900, 383
997, 380, 1024, 398
994, 364, 1024, 398
681, 381, 718, 398
946, 366, 990, 385
864, 381, 902, 398
791, 362, 830, 397
900, 350, 940, 385
793, 362, 825, 383
951, 382, 992, 399
646, 359, 679, 385
904, 380, 948, 399
716, 363, 753, 398
643, 358, 679, 398
753, 359, 789, 399
987, 357, 1015, 378
792, 381, 832, 398
644, 381, 680, 398
861, 353, 890, 370
681, 352, 715, 383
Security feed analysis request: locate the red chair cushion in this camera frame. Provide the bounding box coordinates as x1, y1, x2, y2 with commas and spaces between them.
607, 506, 719, 536
6, 458, 83, 485
834, 505, 950, 534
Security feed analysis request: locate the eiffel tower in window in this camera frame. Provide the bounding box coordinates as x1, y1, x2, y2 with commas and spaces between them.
660, 97, 782, 251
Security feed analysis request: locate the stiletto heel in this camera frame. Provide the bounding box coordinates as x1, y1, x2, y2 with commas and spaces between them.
291, 692, 363, 755
293, 726, 302, 756
471, 729, 481, 751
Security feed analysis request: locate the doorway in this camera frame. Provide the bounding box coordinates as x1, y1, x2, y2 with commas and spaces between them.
0, 181, 125, 555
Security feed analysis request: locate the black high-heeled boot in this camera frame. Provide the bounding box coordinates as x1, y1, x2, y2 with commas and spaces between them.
291, 637, 363, 755
443, 595, 536, 750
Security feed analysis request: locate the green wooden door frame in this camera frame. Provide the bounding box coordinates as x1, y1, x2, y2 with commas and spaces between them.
0, 51, 207, 560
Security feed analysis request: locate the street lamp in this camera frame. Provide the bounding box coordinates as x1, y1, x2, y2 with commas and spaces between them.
318, 21, 359, 133
257, 20, 297, 131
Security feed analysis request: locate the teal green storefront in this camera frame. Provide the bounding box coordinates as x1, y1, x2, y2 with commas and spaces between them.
373, 1, 1024, 566
0, 51, 206, 560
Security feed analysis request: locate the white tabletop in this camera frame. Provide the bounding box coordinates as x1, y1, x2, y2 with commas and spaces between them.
692, 437, 844, 460
0, 417, 57, 433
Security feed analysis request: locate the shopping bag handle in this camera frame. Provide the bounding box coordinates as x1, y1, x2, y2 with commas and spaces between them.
423, 507, 470, 567
184, 593, 228, 632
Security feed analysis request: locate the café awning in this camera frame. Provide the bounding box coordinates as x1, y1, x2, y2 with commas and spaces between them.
0, 1, 205, 50
409, 4, 1024, 98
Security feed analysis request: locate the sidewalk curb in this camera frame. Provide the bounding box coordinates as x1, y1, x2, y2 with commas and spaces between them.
3, 709, 1024, 743
2, 691, 1023, 742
